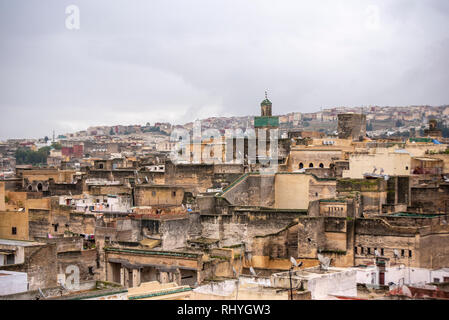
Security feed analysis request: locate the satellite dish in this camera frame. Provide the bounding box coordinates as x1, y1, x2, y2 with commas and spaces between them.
393, 249, 399, 258
290, 257, 298, 267
249, 267, 257, 276
317, 254, 331, 271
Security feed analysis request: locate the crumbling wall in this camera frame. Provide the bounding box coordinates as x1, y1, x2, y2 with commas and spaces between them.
411, 184, 449, 213
160, 218, 190, 250
1, 243, 58, 290
222, 174, 275, 207
337, 113, 366, 140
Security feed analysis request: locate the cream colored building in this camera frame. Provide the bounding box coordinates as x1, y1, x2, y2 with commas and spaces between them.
342, 150, 411, 179
274, 173, 336, 210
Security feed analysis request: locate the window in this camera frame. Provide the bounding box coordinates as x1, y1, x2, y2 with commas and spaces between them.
6, 254, 15, 265
309, 163, 314, 168
409, 250, 412, 258
88, 267, 94, 275
54, 224, 58, 232
172, 191, 176, 197
367, 248, 371, 255
361, 247, 364, 254
299, 163, 304, 169
319, 163, 324, 168
354, 247, 358, 254
381, 248, 384, 256
401, 249, 405, 257
99, 163, 104, 169
434, 278, 440, 283
11, 227, 17, 235
405, 166, 409, 170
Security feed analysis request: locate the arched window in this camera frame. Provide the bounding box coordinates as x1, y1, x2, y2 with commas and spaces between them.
319, 163, 324, 168
99, 163, 104, 169
299, 163, 304, 169
37, 183, 43, 192
309, 163, 314, 168
27, 185, 33, 191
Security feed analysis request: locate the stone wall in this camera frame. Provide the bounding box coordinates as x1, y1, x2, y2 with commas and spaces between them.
0, 243, 58, 290
337, 113, 366, 141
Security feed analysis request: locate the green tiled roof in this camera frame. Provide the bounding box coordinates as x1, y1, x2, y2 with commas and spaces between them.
409, 138, 432, 143
261, 99, 272, 106
254, 116, 279, 128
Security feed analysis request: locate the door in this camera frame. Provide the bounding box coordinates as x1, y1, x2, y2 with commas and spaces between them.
379, 272, 385, 285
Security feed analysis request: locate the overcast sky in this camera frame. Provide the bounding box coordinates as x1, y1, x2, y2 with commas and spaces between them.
1, 1, 449, 139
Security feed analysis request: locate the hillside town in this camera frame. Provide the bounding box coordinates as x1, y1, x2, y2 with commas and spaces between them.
1, 97, 449, 300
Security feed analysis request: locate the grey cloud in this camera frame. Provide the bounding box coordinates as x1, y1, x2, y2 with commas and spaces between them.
1, 0, 449, 139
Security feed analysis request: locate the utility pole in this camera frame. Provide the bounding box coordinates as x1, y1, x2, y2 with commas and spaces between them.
289, 267, 293, 300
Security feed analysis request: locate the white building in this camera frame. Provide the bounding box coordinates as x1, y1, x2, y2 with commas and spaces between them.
0, 271, 28, 296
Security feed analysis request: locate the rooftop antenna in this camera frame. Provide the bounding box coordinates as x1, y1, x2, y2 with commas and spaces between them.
265, 89, 268, 99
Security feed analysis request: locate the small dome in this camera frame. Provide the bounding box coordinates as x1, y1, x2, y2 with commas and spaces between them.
261, 98, 272, 106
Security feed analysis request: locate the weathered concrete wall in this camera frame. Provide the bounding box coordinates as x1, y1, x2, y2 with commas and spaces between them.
0, 210, 29, 240
337, 113, 366, 141
411, 184, 449, 213
134, 185, 184, 207
222, 174, 275, 207
57, 249, 99, 283
0, 243, 58, 290
343, 151, 411, 179
160, 218, 190, 250
288, 149, 343, 171
274, 174, 310, 209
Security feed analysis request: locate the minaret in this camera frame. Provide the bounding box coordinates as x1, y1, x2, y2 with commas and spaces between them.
260, 90, 272, 116
254, 91, 278, 129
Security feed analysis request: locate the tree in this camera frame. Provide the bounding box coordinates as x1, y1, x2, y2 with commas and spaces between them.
51, 142, 62, 150
15, 147, 51, 165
